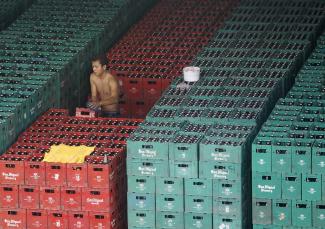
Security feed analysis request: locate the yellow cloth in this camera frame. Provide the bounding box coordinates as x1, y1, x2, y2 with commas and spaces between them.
43, 144, 95, 163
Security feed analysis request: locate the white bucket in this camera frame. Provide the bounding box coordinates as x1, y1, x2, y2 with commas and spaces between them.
183, 66, 200, 82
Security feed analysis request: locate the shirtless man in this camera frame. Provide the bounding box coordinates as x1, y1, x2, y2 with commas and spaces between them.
88, 55, 120, 117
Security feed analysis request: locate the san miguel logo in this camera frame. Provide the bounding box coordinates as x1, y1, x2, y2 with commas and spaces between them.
2, 172, 19, 180
86, 198, 104, 205
4, 219, 21, 227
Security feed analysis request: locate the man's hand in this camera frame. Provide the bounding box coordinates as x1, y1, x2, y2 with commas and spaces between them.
92, 101, 101, 107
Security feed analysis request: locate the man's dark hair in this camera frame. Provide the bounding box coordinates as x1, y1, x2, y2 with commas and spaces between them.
91, 55, 108, 66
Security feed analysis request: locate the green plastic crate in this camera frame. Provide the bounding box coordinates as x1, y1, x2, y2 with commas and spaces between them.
271, 138, 293, 173
169, 134, 202, 162
252, 137, 273, 172
184, 213, 212, 229
292, 139, 313, 173
213, 214, 244, 229
128, 210, 155, 228
302, 173, 322, 201
169, 160, 198, 178
213, 179, 244, 199
127, 175, 155, 194
252, 172, 281, 199
200, 137, 247, 163
127, 159, 169, 177
156, 194, 184, 212
127, 135, 170, 160
199, 161, 243, 180
0, 112, 16, 145
156, 177, 183, 195
139, 120, 183, 131
184, 178, 212, 196
292, 200, 312, 227
133, 127, 177, 138
156, 211, 184, 229
272, 199, 292, 226
127, 192, 155, 211
312, 141, 325, 174
282, 173, 302, 200
185, 195, 212, 214
312, 201, 325, 228
323, 178, 325, 200
213, 197, 242, 217
253, 225, 281, 229
252, 198, 272, 225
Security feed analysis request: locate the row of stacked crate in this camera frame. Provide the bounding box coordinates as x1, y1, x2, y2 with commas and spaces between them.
126, 0, 325, 228
0, 108, 143, 229
127, 121, 253, 229
106, 0, 240, 118
252, 28, 325, 228
0, 0, 34, 30
0, 0, 157, 154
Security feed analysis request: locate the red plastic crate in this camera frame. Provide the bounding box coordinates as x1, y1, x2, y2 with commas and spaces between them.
91, 149, 126, 166
30, 120, 59, 129
161, 77, 173, 91
27, 209, 48, 229
0, 209, 26, 228
66, 163, 88, 187
41, 138, 65, 147
40, 186, 61, 210
0, 159, 25, 185
115, 126, 137, 138
24, 161, 46, 186
89, 211, 118, 229
65, 139, 111, 149
87, 160, 117, 188
124, 77, 143, 99
130, 99, 152, 118
9, 142, 40, 151
25, 126, 55, 135
47, 210, 68, 229
18, 135, 46, 144
61, 187, 82, 211
68, 211, 89, 229
143, 77, 162, 98
117, 74, 128, 96
63, 118, 103, 126
43, 109, 69, 117
89, 132, 116, 142
39, 116, 66, 124
81, 187, 116, 212
0, 185, 19, 208
118, 97, 131, 118
65, 132, 93, 141
19, 185, 40, 209
45, 162, 67, 186
5, 148, 35, 156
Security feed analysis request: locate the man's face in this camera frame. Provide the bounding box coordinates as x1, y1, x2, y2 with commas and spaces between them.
92, 60, 105, 76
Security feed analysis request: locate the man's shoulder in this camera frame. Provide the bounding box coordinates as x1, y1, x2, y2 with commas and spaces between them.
90, 73, 97, 81
105, 71, 118, 81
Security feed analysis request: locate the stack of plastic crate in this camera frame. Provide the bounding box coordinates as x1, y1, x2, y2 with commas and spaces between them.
126, 0, 325, 228
0, 0, 34, 30
252, 29, 325, 229
0, 108, 143, 229
106, 0, 240, 118
0, 0, 157, 154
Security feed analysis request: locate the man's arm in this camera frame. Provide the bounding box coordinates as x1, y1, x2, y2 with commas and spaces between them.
90, 75, 98, 102
98, 76, 119, 106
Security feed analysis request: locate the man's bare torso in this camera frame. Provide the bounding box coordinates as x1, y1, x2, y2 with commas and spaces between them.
91, 71, 119, 112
